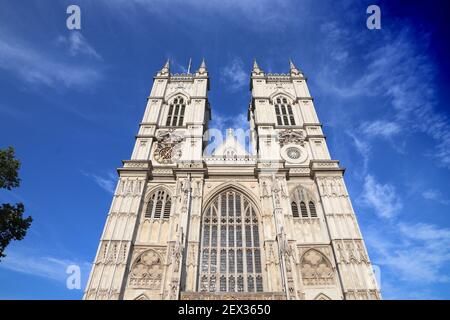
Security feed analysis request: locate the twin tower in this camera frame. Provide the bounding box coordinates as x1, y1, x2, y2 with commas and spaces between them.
83, 59, 381, 300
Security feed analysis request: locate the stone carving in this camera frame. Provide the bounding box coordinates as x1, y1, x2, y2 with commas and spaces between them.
192, 180, 202, 198
172, 227, 184, 273
346, 290, 380, 300
266, 242, 278, 265
129, 249, 163, 289
153, 130, 184, 164
278, 177, 288, 198
182, 178, 192, 193
261, 180, 271, 198
318, 177, 347, 197
117, 179, 143, 196
124, 162, 148, 168
96, 289, 110, 300
314, 293, 331, 300
101, 241, 127, 265
168, 279, 179, 300
336, 240, 368, 264
300, 249, 334, 286
181, 292, 286, 300
178, 162, 202, 168
187, 244, 196, 267
278, 129, 305, 147
135, 294, 149, 300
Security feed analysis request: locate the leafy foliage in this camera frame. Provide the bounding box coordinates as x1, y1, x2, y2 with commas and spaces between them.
0, 203, 32, 259
0, 147, 32, 260
0, 147, 21, 190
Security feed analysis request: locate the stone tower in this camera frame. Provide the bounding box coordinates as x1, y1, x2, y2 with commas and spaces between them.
84, 59, 381, 300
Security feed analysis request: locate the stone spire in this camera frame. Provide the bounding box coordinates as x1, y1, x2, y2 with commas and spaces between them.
289, 59, 301, 75
197, 58, 207, 74
159, 58, 170, 75
252, 59, 263, 74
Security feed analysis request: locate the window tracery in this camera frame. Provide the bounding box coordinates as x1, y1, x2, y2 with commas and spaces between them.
199, 189, 263, 293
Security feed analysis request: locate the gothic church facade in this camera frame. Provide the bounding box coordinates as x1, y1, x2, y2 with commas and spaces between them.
84, 59, 381, 300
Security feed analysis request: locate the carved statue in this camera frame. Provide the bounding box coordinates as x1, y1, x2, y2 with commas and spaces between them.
278, 129, 305, 147
261, 181, 270, 197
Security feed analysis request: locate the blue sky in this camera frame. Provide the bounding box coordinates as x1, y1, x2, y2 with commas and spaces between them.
0, 0, 449, 299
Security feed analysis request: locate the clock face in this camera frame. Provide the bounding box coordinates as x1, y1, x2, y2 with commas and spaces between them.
280, 144, 307, 164
159, 146, 173, 160
154, 144, 182, 164
286, 147, 301, 160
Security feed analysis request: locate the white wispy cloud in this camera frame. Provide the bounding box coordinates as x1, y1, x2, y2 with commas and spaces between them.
57, 32, 102, 60
82, 171, 117, 194
347, 131, 371, 176
367, 222, 450, 286
362, 120, 401, 139
422, 189, 450, 205
361, 174, 403, 219
100, 0, 296, 31
0, 31, 102, 89
318, 23, 450, 168
0, 250, 91, 284
220, 58, 247, 92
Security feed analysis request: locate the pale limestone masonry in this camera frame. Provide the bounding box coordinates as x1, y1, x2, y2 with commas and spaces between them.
84, 59, 381, 300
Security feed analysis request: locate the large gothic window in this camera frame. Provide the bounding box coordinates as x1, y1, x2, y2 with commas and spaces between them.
275, 97, 295, 126
145, 189, 172, 219
166, 96, 186, 127
199, 189, 263, 293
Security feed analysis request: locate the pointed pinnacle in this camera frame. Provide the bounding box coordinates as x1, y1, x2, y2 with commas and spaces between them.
197, 58, 207, 74
160, 59, 170, 74
289, 59, 297, 70
253, 59, 260, 70
200, 58, 206, 69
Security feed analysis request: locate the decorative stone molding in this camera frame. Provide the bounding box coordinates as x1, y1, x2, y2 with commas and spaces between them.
123, 161, 149, 168
153, 129, 185, 164
317, 176, 348, 197
289, 167, 310, 175
299, 249, 335, 286
278, 129, 305, 147
180, 292, 286, 300
151, 168, 173, 176
311, 161, 340, 171
128, 248, 165, 289
177, 162, 203, 168
335, 240, 369, 264
345, 289, 380, 300
97, 241, 129, 265
116, 178, 144, 196
280, 144, 308, 164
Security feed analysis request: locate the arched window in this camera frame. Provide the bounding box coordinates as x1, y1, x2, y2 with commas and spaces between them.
309, 201, 317, 218
166, 96, 186, 127
144, 189, 172, 219
300, 201, 308, 218
291, 202, 299, 218
274, 97, 295, 126
199, 189, 263, 293
290, 186, 320, 219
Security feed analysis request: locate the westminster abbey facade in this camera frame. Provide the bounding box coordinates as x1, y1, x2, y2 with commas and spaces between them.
83, 59, 381, 300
